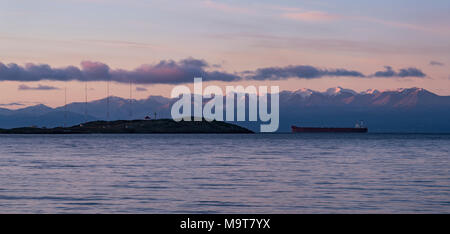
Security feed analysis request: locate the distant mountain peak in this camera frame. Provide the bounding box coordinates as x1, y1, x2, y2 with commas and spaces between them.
389, 87, 423, 93
325, 87, 357, 96
362, 89, 380, 95
19, 103, 52, 110
89, 95, 127, 104
28, 103, 49, 108
13, 103, 54, 116
293, 88, 316, 98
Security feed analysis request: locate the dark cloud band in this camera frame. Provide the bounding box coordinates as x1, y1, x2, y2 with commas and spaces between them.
371, 66, 426, 78
0, 58, 427, 84
243, 65, 365, 80
430, 61, 444, 66
135, 87, 148, 92
0, 58, 240, 84
0, 102, 25, 107
18, 84, 60, 90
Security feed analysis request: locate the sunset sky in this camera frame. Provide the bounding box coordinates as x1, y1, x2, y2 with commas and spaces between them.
1, 0, 449, 108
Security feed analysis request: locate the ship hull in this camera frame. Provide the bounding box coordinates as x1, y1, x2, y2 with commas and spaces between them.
291, 126, 368, 133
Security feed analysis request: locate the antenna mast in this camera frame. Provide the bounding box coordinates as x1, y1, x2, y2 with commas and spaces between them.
64, 86, 67, 127
129, 80, 132, 119
106, 79, 110, 121
85, 82, 88, 122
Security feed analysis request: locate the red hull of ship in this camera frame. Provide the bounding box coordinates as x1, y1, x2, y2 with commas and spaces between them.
291, 126, 368, 133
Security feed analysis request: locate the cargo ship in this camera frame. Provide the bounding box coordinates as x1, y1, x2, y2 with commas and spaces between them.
292, 121, 368, 133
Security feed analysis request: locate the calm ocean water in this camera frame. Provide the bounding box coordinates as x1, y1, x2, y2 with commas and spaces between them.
0, 133, 449, 213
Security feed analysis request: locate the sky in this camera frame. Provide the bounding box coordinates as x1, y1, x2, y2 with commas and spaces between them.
0, 0, 449, 108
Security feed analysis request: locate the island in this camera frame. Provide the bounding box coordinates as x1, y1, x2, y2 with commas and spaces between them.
0, 119, 254, 134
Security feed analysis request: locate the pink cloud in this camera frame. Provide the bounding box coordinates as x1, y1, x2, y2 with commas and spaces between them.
282, 11, 341, 22
282, 9, 446, 33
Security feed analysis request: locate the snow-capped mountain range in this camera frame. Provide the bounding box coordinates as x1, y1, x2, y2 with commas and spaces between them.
279, 87, 449, 108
